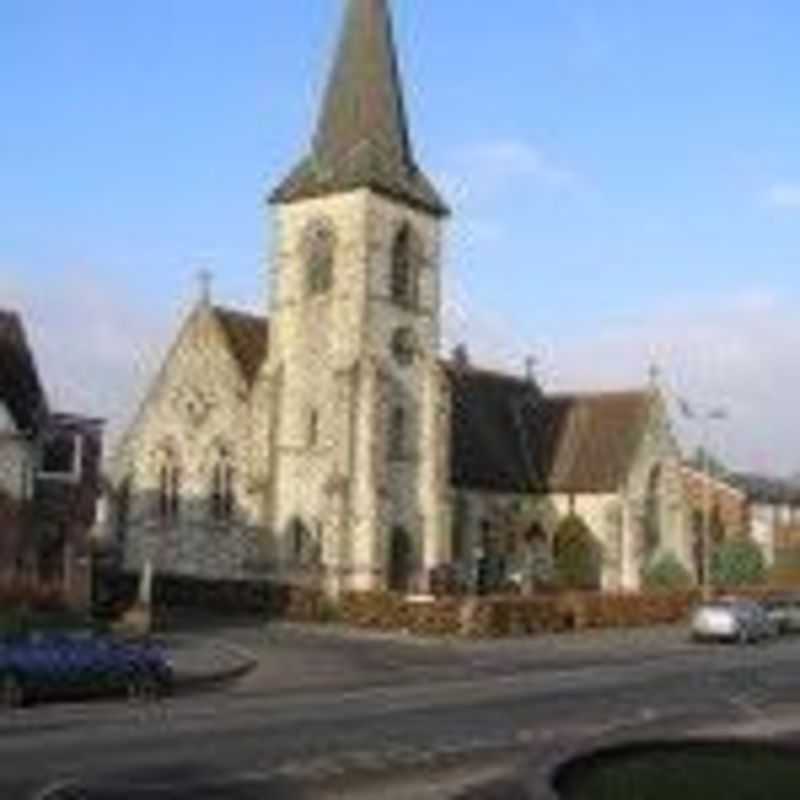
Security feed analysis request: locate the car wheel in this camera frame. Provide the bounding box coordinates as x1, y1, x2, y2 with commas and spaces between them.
0, 673, 24, 709
737, 626, 750, 645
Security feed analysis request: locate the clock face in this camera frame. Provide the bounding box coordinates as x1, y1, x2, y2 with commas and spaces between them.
391, 327, 416, 367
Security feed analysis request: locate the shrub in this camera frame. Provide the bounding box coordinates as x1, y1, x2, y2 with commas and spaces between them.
553, 514, 602, 591
711, 538, 766, 588
642, 552, 694, 591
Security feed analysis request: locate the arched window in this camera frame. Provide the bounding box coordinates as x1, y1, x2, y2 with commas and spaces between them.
642, 464, 662, 562
303, 220, 336, 296
157, 446, 181, 523
210, 446, 235, 522
390, 224, 421, 307
389, 406, 406, 460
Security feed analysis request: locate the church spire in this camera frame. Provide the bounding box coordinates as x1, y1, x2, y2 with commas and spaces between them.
271, 0, 448, 217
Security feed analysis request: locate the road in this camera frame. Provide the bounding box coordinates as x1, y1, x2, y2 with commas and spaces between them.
3, 624, 800, 799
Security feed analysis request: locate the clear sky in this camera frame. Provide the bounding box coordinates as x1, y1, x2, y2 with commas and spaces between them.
2, 1, 799, 476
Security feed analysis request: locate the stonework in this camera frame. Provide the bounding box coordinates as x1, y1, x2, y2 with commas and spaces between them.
108, 0, 693, 597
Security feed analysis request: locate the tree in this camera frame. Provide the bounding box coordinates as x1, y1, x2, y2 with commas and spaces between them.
642, 552, 693, 591
553, 514, 602, 591
711, 538, 766, 588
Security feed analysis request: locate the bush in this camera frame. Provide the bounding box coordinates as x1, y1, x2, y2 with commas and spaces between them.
642, 552, 694, 591
553, 514, 602, 591
711, 538, 766, 588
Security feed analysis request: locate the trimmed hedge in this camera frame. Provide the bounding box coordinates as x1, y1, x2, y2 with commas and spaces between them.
91, 569, 326, 622
336, 590, 699, 638
97, 569, 796, 638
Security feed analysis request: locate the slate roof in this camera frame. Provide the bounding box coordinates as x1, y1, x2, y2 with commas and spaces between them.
212, 307, 269, 385
447, 364, 546, 493
270, 0, 448, 217
446, 363, 653, 494
728, 473, 800, 506
0, 309, 47, 435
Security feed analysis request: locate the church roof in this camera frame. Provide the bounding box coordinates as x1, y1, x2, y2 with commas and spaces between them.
543, 391, 652, 493
270, 0, 448, 217
446, 362, 652, 494
212, 307, 269, 385
0, 309, 47, 435
447, 364, 546, 493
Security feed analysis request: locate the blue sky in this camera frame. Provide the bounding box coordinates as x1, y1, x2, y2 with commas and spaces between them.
2, 1, 799, 475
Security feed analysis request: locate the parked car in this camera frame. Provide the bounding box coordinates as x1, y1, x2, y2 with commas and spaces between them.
0, 632, 172, 708
690, 597, 777, 644
762, 593, 800, 634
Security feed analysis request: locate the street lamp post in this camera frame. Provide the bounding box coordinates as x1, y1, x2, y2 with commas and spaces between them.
699, 408, 728, 600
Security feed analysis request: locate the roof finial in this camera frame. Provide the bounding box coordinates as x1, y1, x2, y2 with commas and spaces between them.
648, 362, 661, 391
525, 356, 537, 384
197, 268, 213, 306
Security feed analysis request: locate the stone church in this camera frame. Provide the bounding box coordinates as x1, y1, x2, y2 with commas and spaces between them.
110, 0, 691, 595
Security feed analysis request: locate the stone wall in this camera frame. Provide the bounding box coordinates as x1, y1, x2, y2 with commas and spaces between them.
113, 304, 266, 581
267, 190, 446, 592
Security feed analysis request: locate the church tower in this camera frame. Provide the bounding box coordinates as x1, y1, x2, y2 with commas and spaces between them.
266, 0, 450, 593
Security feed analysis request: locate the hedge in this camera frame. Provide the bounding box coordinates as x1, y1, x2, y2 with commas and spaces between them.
94, 568, 800, 639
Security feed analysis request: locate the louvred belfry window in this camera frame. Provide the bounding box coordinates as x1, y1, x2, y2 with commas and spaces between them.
390, 224, 421, 308
304, 220, 336, 296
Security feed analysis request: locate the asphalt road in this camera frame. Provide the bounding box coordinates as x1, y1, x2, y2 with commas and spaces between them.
4, 626, 800, 799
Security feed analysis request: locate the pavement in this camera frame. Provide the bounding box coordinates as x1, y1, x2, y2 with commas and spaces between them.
162, 633, 258, 691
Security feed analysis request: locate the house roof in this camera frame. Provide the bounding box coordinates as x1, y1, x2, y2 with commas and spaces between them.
270, 0, 448, 216
212, 307, 269, 385
0, 309, 47, 435
446, 362, 653, 494
729, 473, 800, 506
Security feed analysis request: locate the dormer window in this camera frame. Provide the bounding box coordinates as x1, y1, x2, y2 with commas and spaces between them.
390, 224, 421, 308
303, 220, 336, 296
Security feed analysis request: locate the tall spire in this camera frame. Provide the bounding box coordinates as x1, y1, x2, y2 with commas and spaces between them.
271, 0, 448, 217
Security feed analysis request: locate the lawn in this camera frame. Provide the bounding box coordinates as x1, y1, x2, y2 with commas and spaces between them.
554, 740, 800, 800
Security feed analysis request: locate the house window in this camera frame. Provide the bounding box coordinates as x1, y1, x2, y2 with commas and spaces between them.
303, 220, 336, 296
39, 431, 82, 483
390, 225, 421, 308
210, 448, 235, 522
389, 406, 406, 460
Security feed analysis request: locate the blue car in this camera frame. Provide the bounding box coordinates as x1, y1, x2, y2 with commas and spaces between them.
0, 632, 173, 707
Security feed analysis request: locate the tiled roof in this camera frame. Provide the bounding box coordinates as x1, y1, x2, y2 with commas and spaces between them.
446, 363, 652, 494
270, 0, 448, 216
545, 391, 652, 493
212, 307, 269, 385
0, 309, 47, 434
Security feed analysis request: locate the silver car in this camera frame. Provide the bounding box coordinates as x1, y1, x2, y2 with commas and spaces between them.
691, 597, 777, 644
762, 593, 800, 634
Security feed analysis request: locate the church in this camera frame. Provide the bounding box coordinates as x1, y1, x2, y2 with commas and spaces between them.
109, 0, 691, 595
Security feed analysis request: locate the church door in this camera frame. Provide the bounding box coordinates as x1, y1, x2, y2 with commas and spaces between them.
388, 527, 413, 593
